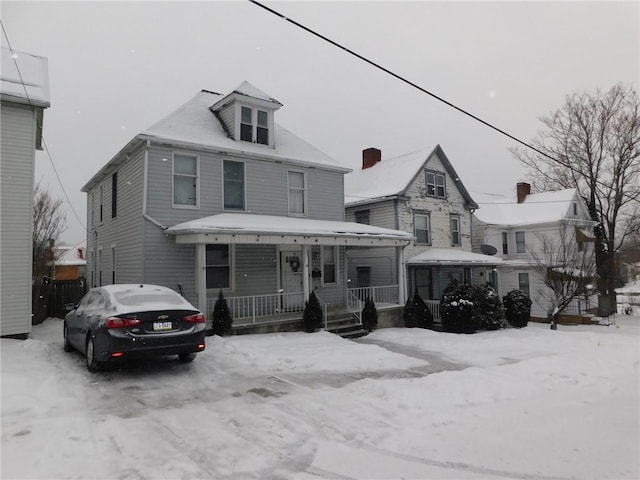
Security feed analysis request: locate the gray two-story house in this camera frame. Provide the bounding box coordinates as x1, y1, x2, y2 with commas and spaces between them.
82, 82, 411, 330
345, 146, 501, 316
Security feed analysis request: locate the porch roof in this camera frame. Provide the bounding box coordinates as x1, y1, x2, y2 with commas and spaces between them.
166, 213, 414, 247
407, 248, 503, 266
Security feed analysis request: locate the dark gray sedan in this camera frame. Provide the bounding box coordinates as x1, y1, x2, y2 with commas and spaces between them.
64, 284, 206, 372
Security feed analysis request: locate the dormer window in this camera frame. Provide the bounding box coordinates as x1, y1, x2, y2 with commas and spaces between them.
240, 106, 269, 145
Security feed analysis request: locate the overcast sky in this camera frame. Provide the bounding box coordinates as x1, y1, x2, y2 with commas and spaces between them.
3, 0, 638, 245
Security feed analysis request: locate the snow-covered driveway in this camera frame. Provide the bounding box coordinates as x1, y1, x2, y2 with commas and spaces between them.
2, 317, 638, 479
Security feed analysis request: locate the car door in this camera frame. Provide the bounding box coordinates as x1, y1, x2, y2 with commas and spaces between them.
66, 291, 92, 348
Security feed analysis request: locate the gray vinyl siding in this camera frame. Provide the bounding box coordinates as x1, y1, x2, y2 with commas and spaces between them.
145, 142, 346, 225
0, 103, 37, 336
345, 200, 397, 229
87, 146, 145, 287
233, 244, 278, 297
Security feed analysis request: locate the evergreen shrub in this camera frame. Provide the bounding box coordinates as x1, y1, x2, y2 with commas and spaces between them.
472, 284, 505, 330
361, 297, 378, 332
210, 290, 233, 336
303, 291, 323, 333
503, 289, 532, 328
403, 295, 417, 328
413, 290, 434, 329
440, 280, 478, 333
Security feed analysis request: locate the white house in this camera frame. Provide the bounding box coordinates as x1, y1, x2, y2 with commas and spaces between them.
0, 47, 50, 337
472, 183, 597, 320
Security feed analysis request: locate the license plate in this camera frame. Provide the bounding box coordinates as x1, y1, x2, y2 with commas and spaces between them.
153, 321, 172, 331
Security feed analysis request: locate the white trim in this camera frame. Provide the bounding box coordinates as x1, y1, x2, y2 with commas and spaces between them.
222, 159, 246, 211
172, 151, 200, 209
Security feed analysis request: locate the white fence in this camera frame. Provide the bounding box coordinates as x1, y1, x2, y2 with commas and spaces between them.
425, 299, 441, 323
347, 285, 400, 305
207, 291, 304, 325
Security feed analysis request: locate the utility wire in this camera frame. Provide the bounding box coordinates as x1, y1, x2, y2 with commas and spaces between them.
1, 19, 87, 232
248, 0, 561, 165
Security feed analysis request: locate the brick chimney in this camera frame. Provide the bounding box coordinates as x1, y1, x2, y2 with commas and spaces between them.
362, 147, 381, 169
516, 182, 531, 203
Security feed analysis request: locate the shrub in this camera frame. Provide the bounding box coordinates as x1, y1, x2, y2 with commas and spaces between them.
361, 297, 378, 332
210, 290, 233, 336
472, 284, 505, 331
303, 291, 323, 333
503, 289, 532, 328
440, 280, 478, 333
413, 290, 434, 329
403, 295, 417, 328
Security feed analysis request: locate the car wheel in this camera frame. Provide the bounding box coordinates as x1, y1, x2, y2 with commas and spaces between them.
86, 336, 104, 372
178, 352, 196, 363
63, 323, 73, 352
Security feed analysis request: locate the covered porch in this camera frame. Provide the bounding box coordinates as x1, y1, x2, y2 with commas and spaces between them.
166, 213, 412, 330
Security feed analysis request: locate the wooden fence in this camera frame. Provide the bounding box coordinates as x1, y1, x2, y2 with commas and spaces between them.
32, 277, 87, 324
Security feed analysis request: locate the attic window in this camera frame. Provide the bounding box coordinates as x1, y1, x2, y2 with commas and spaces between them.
426, 171, 446, 198
240, 106, 269, 145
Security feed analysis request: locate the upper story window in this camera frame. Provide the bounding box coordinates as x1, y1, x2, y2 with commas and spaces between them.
111, 172, 117, 218
450, 215, 461, 246
502, 232, 508, 254
414, 212, 431, 245
173, 153, 198, 207
516, 231, 526, 253
426, 171, 446, 198
99, 186, 104, 223
224, 160, 245, 210
240, 106, 269, 145
573, 203, 578, 216
288, 171, 306, 215
354, 210, 370, 225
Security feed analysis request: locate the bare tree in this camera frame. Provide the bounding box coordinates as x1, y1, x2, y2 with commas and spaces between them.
33, 182, 67, 281
512, 83, 640, 313
530, 227, 597, 330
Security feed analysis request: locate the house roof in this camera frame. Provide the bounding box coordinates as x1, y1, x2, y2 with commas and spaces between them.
344, 145, 478, 209
472, 188, 591, 226
53, 241, 86, 267
166, 213, 413, 247
0, 47, 50, 107
210, 81, 283, 110
82, 85, 349, 192
406, 248, 503, 266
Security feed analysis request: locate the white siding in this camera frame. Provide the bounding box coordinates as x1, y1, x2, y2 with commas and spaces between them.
0, 103, 37, 336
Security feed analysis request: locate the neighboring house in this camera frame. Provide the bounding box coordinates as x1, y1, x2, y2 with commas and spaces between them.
616, 279, 640, 315
0, 48, 50, 337
344, 146, 501, 311
472, 183, 597, 320
51, 240, 87, 280
81, 82, 412, 331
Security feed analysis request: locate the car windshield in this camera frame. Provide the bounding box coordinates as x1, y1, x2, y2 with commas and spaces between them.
112, 291, 185, 307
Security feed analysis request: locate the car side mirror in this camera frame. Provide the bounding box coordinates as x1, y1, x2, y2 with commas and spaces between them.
65, 303, 77, 312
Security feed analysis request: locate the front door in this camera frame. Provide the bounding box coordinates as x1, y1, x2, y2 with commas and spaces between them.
280, 249, 304, 310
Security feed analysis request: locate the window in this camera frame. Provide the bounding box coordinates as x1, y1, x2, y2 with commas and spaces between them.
414, 213, 430, 245
516, 231, 526, 253
224, 160, 245, 210
173, 153, 198, 206
99, 186, 104, 223
426, 171, 446, 198
518, 273, 530, 297
98, 249, 103, 287
356, 267, 371, 288
206, 245, 230, 289
573, 203, 577, 216
502, 232, 508, 255
111, 172, 117, 218
451, 215, 461, 246
90, 192, 95, 227
354, 210, 370, 225
322, 246, 337, 284
111, 246, 116, 284
288, 171, 305, 214
240, 106, 269, 145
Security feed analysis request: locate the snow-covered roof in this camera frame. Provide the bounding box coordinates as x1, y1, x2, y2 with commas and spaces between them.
229, 81, 282, 106
407, 248, 503, 265
166, 213, 413, 244
143, 89, 346, 172
54, 241, 86, 266
0, 47, 50, 107
344, 145, 477, 208
473, 188, 587, 226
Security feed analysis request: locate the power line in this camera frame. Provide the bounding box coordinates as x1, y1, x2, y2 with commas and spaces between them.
1, 19, 87, 233
248, 0, 561, 165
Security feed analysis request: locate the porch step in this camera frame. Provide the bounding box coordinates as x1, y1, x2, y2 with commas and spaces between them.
326, 317, 369, 339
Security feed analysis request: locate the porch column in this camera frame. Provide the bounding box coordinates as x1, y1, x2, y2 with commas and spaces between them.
397, 245, 407, 303
302, 244, 310, 300
196, 243, 206, 315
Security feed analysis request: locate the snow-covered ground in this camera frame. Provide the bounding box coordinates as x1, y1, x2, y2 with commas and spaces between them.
2, 316, 638, 479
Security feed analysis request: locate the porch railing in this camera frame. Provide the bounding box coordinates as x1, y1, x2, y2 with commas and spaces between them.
313, 291, 329, 330
208, 291, 304, 325
424, 299, 441, 324
347, 285, 400, 305
347, 290, 364, 325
